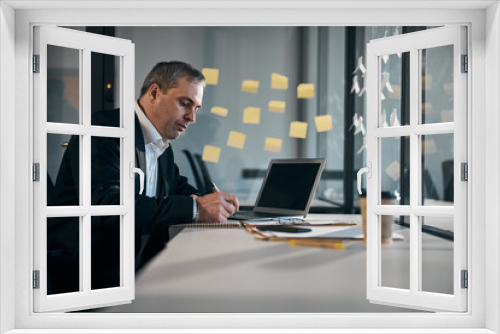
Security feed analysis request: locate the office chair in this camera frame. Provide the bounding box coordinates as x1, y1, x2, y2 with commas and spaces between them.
442, 160, 454, 202
194, 153, 215, 194
182, 150, 205, 193
423, 168, 440, 201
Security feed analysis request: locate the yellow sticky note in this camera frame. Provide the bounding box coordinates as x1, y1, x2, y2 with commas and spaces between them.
289, 121, 308, 139
202, 145, 221, 163
297, 83, 315, 99
422, 102, 434, 114
227, 131, 246, 149
202, 68, 219, 85
315, 115, 333, 132
243, 107, 261, 124
385, 160, 400, 182
211, 106, 228, 117
441, 109, 454, 122
268, 101, 286, 113
241, 80, 260, 93
264, 137, 282, 153
271, 73, 288, 89
423, 139, 439, 154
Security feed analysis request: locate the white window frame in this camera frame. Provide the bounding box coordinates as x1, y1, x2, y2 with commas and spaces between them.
1, 1, 498, 333
32, 25, 136, 312
365, 26, 468, 312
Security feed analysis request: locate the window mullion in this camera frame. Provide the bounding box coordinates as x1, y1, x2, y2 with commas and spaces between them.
409, 47, 420, 295
81, 48, 92, 294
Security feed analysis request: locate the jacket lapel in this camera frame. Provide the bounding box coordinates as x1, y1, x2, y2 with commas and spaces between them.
157, 148, 170, 197
135, 114, 147, 178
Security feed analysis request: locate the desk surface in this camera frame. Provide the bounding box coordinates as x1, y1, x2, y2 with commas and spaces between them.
101, 214, 452, 313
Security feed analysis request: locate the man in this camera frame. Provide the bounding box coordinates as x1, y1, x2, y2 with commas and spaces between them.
51, 61, 239, 292
135, 61, 239, 222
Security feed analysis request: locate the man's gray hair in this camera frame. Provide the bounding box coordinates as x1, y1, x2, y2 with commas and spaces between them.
140, 61, 205, 97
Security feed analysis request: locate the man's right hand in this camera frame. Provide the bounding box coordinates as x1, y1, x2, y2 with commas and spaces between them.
192, 192, 240, 223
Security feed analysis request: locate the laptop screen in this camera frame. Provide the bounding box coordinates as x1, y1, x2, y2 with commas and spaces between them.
254, 159, 325, 214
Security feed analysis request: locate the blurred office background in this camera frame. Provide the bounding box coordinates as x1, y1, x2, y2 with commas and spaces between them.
45, 25, 455, 313
48, 26, 453, 214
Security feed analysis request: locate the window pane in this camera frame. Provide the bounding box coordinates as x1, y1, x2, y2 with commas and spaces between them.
91, 52, 121, 127
380, 137, 405, 205
91, 136, 121, 205
421, 45, 454, 124
379, 52, 409, 128
421, 216, 454, 294
47, 45, 80, 124
47, 133, 79, 206
421, 133, 454, 205
49, 134, 81, 206
47, 216, 80, 295
91, 215, 121, 290
380, 215, 409, 290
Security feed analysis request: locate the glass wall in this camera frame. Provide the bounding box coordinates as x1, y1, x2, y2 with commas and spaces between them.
64, 26, 448, 215
116, 26, 346, 210
61, 25, 456, 314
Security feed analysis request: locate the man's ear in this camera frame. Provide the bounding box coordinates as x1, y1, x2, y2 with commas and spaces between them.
148, 83, 160, 102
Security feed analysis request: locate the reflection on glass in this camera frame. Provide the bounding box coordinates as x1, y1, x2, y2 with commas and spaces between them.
91, 136, 121, 206
421, 133, 454, 205
47, 133, 77, 206
379, 52, 409, 128
47, 216, 80, 295
421, 216, 454, 295
380, 137, 405, 205
381, 215, 409, 290
91, 215, 121, 290
51, 135, 81, 206
47, 45, 80, 124
421, 45, 454, 124
91, 52, 121, 127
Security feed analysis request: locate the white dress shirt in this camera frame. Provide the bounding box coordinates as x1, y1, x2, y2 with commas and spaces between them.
135, 101, 169, 198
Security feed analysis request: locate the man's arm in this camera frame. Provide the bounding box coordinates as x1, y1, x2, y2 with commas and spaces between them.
90, 136, 196, 234
90, 136, 238, 228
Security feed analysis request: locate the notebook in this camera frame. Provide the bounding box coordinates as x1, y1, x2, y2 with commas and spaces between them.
230, 158, 325, 221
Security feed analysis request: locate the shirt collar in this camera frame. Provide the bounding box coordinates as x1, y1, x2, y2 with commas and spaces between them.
135, 100, 169, 150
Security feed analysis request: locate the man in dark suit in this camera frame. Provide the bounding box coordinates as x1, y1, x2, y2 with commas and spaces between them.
50, 61, 239, 293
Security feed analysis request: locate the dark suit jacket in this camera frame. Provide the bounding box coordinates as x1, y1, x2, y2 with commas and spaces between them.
50, 109, 200, 292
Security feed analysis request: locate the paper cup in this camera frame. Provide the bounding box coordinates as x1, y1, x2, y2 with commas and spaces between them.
359, 189, 399, 244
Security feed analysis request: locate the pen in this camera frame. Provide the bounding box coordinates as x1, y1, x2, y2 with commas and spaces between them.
210, 181, 240, 216
288, 239, 346, 250
211, 181, 220, 193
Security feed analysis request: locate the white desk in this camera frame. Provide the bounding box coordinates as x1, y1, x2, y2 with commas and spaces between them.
101, 214, 452, 313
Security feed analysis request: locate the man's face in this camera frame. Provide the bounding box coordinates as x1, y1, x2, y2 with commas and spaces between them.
149, 76, 204, 140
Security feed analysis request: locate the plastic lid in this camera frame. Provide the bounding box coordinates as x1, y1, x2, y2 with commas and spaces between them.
359, 189, 400, 200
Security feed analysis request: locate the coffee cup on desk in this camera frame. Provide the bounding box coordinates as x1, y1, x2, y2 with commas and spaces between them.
359, 189, 399, 244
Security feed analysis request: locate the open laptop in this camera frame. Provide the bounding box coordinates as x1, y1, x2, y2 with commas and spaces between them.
230, 158, 325, 221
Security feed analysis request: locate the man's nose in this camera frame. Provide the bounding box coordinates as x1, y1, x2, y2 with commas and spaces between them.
185, 108, 196, 123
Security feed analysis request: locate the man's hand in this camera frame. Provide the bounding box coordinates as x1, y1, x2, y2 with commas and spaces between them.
191, 192, 240, 223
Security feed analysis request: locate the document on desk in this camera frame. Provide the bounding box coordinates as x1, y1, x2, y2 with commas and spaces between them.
255, 225, 364, 239
242, 218, 358, 226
